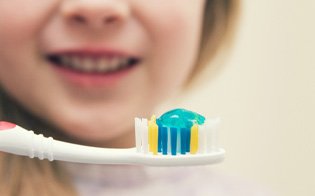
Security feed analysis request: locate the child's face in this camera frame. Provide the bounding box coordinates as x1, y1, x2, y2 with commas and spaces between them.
0, 1, 205, 146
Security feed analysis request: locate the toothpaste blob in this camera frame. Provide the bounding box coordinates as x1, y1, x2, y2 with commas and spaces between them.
157, 108, 205, 128
149, 108, 206, 155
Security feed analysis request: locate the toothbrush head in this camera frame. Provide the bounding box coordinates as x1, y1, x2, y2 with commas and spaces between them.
135, 108, 224, 162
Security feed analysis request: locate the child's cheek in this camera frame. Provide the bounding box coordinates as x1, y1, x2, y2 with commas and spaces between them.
0, 1, 59, 43
136, 2, 203, 50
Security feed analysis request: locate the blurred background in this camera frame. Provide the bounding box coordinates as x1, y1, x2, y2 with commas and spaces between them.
171, 1, 314, 196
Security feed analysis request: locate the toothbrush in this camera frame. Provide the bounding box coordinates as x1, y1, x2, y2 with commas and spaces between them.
0, 110, 225, 166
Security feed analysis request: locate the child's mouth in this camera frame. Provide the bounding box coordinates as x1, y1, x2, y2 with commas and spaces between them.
46, 53, 141, 87
47, 54, 139, 74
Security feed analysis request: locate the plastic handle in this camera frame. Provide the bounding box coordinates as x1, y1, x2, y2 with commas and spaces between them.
0, 121, 16, 130
0, 125, 135, 164
0, 125, 54, 160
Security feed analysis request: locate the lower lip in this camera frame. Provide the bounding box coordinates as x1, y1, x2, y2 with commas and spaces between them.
51, 64, 135, 88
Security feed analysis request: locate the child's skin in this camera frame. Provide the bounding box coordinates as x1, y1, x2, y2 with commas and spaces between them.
0, 0, 205, 148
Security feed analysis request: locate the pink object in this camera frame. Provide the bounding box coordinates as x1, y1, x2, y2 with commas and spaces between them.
0, 121, 16, 130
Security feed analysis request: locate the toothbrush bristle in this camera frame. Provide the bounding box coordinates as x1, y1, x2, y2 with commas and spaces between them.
135, 115, 220, 156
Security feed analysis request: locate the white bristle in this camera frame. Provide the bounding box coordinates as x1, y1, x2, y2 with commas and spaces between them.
206, 122, 213, 153
198, 124, 207, 153
206, 118, 221, 152
141, 118, 148, 153
135, 118, 142, 153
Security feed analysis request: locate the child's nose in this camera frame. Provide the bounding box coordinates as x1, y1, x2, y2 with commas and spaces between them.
61, 0, 130, 29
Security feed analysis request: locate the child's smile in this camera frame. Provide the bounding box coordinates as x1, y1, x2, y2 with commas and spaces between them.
45, 47, 142, 87
0, 0, 205, 147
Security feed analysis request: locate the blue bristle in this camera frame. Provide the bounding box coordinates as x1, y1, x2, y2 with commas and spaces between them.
161, 126, 168, 155
158, 126, 162, 153
156, 125, 192, 155
180, 128, 187, 154
170, 127, 178, 155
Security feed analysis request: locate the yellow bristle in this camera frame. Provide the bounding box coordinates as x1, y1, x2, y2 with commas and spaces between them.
148, 115, 158, 154
151, 121, 158, 155
190, 124, 199, 154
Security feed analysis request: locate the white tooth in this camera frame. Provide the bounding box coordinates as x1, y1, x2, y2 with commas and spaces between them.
97, 58, 110, 72
119, 58, 128, 67
61, 55, 70, 65
108, 57, 120, 70
70, 56, 81, 68
63, 56, 129, 72
82, 57, 94, 72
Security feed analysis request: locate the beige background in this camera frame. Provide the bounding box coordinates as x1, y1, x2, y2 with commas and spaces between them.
174, 1, 314, 196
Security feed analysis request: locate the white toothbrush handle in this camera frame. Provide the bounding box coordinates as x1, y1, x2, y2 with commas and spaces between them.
0, 126, 135, 164
0, 124, 225, 166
